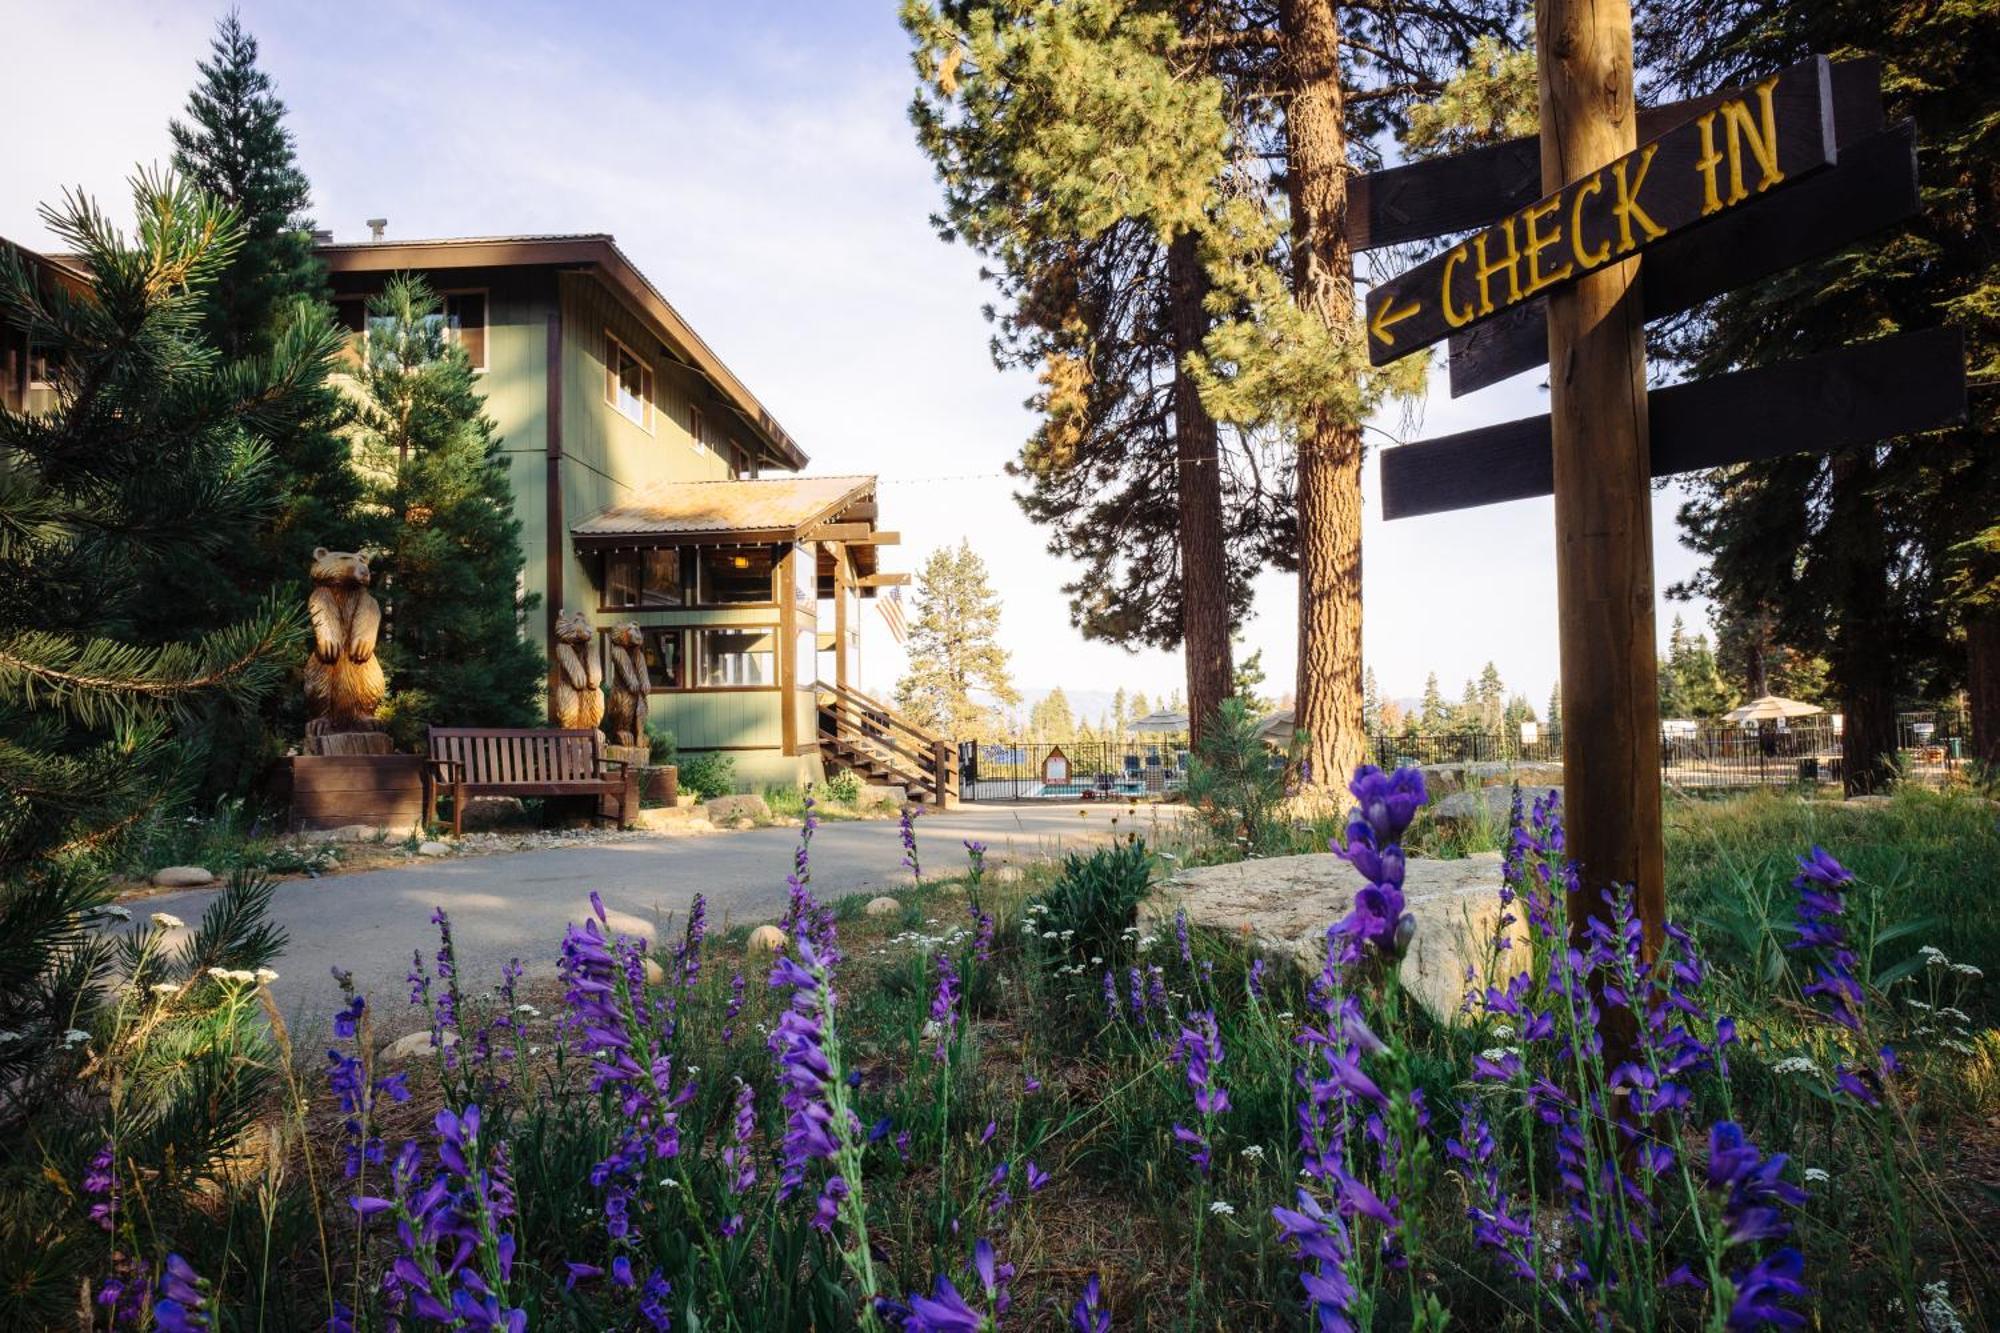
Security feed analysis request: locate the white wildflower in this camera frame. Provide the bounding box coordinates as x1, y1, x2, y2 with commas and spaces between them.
1938, 1007, 1973, 1025
1803, 1167, 1829, 1184
1239, 1145, 1266, 1162
1906, 998, 1934, 1012
1276, 1011, 1295, 1022
62, 1028, 91, 1048
1480, 1046, 1521, 1063
1209, 1200, 1235, 1216
1941, 1039, 1975, 1055
1951, 963, 1983, 978
1090, 956, 1104, 966
151, 912, 185, 930
515, 1004, 540, 1017
1772, 1056, 1823, 1077
1919, 945, 1949, 966
255, 968, 279, 984
528, 1044, 542, 1056
150, 983, 180, 997
1490, 1024, 1516, 1041
210, 968, 256, 984
0, 1030, 21, 1044
1919, 1280, 1966, 1333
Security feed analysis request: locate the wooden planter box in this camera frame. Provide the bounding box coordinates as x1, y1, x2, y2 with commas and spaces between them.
642, 765, 678, 805
289, 753, 426, 833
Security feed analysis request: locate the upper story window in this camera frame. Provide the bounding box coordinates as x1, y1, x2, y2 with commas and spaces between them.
606, 331, 653, 430
331, 291, 484, 370
690, 404, 709, 456
27, 340, 64, 388
696, 545, 777, 605
442, 291, 486, 370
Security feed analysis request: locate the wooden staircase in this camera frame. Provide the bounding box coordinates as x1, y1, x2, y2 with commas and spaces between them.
817, 682, 958, 806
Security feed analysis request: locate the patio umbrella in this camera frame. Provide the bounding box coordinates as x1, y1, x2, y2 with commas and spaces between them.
1723, 695, 1824, 724
1129, 710, 1190, 734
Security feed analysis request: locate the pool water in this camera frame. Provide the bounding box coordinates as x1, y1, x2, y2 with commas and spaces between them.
1039, 781, 1147, 797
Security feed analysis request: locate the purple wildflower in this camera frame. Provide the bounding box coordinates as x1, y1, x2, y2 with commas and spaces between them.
1272, 1188, 1357, 1333
1071, 1274, 1110, 1333
963, 839, 987, 882
1706, 1122, 1808, 1247
768, 936, 843, 1202
900, 805, 923, 881
83, 1140, 117, 1232
153, 1253, 210, 1333
930, 950, 961, 1063
1727, 1247, 1808, 1330
722, 969, 747, 1044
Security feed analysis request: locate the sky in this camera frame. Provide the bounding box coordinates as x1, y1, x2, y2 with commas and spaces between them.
1, 0, 1714, 711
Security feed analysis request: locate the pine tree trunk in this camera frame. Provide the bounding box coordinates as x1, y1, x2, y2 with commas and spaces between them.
1829, 450, 1900, 795
1169, 229, 1235, 747
1966, 608, 2000, 771
1279, 0, 1367, 788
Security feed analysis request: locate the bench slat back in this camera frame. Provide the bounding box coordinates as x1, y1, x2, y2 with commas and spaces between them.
428, 728, 603, 784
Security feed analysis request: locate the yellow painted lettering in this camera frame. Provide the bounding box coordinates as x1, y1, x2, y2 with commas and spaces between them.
1472, 217, 1522, 315
1520, 194, 1574, 296
1694, 110, 1726, 215
1720, 74, 1786, 203
1610, 144, 1666, 253
1440, 245, 1475, 328
1569, 172, 1610, 269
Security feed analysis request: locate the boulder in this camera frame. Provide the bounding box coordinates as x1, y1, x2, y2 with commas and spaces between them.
150, 865, 215, 889
859, 784, 908, 808
991, 865, 1025, 886
643, 957, 666, 985
1431, 783, 1560, 827
864, 895, 902, 917
381, 1029, 458, 1063
458, 795, 527, 831
705, 794, 771, 824
747, 924, 788, 953
416, 841, 453, 858
1417, 761, 1564, 798
1150, 851, 1527, 1019
633, 805, 709, 832
307, 823, 390, 844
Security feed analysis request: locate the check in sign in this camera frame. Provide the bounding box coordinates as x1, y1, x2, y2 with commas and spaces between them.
1365, 56, 1838, 366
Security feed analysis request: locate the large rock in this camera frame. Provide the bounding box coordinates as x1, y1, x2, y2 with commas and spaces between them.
632, 805, 711, 832
1431, 783, 1560, 827
864, 895, 903, 917
381, 1029, 458, 1063
1150, 851, 1527, 1018
1418, 761, 1564, 798
704, 794, 771, 824
150, 865, 215, 888
416, 841, 453, 858
747, 924, 788, 952
859, 784, 908, 808
458, 796, 527, 831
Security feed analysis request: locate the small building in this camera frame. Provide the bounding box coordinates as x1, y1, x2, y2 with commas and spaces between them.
318, 232, 910, 790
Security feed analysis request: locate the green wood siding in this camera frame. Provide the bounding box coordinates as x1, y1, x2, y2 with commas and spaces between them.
649, 690, 784, 750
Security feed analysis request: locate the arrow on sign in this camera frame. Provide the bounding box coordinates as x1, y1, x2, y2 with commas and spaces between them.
1369, 295, 1422, 348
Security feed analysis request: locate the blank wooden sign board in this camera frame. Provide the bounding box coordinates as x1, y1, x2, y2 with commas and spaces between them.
1364, 20, 1968, 954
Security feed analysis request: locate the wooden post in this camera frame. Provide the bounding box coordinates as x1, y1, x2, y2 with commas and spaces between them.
1537, 0, 1666, 956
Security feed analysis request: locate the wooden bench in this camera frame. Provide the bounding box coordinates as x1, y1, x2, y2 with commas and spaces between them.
425, 727, 638, 837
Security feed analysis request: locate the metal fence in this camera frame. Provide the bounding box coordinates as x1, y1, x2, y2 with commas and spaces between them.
957, 718, 1971, 801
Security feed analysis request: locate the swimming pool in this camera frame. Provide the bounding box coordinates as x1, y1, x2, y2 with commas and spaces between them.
1037, 781, 1148, 798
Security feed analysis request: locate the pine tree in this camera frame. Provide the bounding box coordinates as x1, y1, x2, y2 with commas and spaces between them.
1111, 686, 1128, 735
1029, 686, 1077, 741
0, 172, 311, 1117
1476, 661, 1505, 730
1642, 0, 2000, 788
351, 276, 542, 747
1420, 673, 1449, 730
1233, 647, 1270, 712
1362, 666, 1383, 734
1547, 683, 1563, 735
904, 0, 1510, 772
1130, 690, 1152, 722
894, 540, 1022, 737
165, 12, 362, 782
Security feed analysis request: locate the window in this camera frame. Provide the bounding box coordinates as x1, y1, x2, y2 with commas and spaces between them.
27, 340, 64, 388
642, 629, 685, 690
696, 545, 776, 605
443, 292, 486, 369
606, 332, 653, 429
601, 549, 692, 609
690, 404, 708, 455
697, 627, 776, 687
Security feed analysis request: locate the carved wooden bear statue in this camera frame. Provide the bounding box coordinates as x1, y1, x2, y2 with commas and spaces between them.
604, 622, 651, 748
551, 609, 605, 735
305, 548, 386, 729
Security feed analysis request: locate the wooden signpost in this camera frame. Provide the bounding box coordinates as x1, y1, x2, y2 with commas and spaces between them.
1365, 55, 1838, 368
1361, 8, 1968, 959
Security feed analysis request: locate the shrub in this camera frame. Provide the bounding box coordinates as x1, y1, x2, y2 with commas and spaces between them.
1183, 696, 1291, 854
824, 768, 863, 805
677, 752, 736, 801
1032, 837, 1154, 964
646, 723, 677, 766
